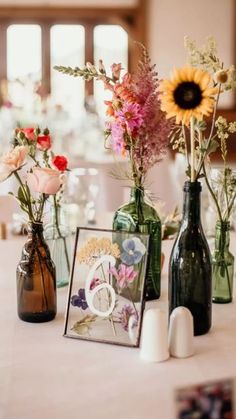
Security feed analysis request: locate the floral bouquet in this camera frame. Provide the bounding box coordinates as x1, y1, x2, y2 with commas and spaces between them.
159, 37, 236, 314
55, 45, 171, 190
159, 36, 236, 185
0, 126, 68, 222
55, 45, 172, 301
0, 126, 70, 322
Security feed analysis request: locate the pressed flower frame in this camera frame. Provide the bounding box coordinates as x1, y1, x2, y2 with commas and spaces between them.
64, 227, 149, 347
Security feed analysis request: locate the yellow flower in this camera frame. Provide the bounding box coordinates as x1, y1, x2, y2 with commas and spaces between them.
77, 236, 120, 265
159, 66, 217, 125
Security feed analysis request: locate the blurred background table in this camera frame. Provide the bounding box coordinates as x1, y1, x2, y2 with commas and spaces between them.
0, 232, 236, 419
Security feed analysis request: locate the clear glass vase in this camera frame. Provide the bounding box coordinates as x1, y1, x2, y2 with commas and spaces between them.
169, 181, 212, 336
16, 222, 57, 323
44, 206, 71, 288
113, 187, 162, 301
212, 221, 234, 304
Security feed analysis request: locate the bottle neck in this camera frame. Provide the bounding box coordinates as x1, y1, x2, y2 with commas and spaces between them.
130, 187, 145, 204
215, 220, 230, 251
182, 181, 201, 225
27, 222, 44, 239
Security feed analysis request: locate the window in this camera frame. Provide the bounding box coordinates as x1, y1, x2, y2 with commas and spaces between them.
51, 25, 85, 117
7, 24, 42, 108
93, 25, 128, 118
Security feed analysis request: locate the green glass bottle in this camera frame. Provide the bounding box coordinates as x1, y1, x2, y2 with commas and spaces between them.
169, 181, 212, 336
44, 206, 71, 288
113, 187, 162, 301
212, 221, 234, 304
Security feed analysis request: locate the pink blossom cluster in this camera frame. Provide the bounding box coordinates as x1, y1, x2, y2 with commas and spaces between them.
103, 50, 172, 178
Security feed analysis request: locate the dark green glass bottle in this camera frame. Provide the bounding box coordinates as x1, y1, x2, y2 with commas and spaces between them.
113, 187, 162, 301
169, 181, 212, 336
212, 221, 234, 304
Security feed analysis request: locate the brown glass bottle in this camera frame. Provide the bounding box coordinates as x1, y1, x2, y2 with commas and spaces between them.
16, 222, 57, 322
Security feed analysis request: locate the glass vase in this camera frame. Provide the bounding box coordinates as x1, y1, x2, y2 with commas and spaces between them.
16, 222, 57, 323
169, 181, 212, 336
113, 187, 162, 301
212, 221, 234, 303
44, 206, 71, 288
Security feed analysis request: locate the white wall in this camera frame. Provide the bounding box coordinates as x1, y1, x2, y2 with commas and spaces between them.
0, 0, 138, 6
147, 0, 234, 108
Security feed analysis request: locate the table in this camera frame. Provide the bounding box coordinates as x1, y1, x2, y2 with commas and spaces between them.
1, 235, 236, 419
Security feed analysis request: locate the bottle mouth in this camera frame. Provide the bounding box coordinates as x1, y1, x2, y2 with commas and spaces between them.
183, 180, 202, 192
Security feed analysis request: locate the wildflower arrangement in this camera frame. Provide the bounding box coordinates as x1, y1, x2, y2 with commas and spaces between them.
55, 45, 171, 189
0, 126, 69, 223
159, 36, 236, 198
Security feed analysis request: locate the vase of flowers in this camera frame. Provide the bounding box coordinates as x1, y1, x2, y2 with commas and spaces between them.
44, 155, 71, 288
207, 165, 236, 303
159, 37, 236, 334
55, 45, 171, 301
0, 127, 69, 322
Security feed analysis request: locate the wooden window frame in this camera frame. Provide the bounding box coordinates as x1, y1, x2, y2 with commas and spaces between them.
0, 1, 146, 98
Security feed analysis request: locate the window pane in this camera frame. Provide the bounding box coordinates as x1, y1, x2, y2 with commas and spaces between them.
93, 25, 128, 119
51, 25, 85, 119
7, 24, 42, 108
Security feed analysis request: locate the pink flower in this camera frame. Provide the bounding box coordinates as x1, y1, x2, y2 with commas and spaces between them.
109, 263, 137, 289
52, 155, 68, 172
0, 145, 28, 182
37, 134, 51, 151
111, 63, 122, 80
118, 305, 138, 331
20, 128, 35, 140
110, 122, 126, 155
27, 167, 62, 195
117, 102, 144, 131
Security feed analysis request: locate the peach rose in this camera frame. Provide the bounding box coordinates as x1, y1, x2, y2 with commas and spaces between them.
27, 167, 62, 195
0, 145, 28, 182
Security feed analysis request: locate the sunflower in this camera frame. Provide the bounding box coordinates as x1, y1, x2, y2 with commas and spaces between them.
159, 66, 217, 125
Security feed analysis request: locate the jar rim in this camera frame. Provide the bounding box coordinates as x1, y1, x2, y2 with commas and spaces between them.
183, 180, 202, 192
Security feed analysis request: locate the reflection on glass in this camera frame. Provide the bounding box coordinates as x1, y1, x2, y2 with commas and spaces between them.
93, 25, 128, 119
64, 168, 99, 232
7, 24, 42, 107
51, 25, 85, 118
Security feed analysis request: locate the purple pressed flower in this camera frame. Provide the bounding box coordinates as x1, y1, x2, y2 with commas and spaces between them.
118, 304, 138, 331
120, 237, 146, 265
109, 263, 138, 288
71, 288, 88, 310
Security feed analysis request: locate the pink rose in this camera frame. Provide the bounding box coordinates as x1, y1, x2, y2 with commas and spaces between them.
36, 135, 51, 151
111, 63, 122, 80
27, 167, 62, 195
21, 128, 35, 140
0, 145, 28, 182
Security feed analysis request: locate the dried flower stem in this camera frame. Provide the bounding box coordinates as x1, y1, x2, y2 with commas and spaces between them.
190, 117, 195, 182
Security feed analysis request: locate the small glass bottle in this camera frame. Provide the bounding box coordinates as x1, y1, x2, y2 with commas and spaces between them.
44, 206, 71, 288
212, 220, 234, 303
113, 187, 162, 301
169, 181, 212, 336
17, 222, 57, 323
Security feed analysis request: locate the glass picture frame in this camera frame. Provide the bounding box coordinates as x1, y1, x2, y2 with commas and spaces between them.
64, 227, 149, 347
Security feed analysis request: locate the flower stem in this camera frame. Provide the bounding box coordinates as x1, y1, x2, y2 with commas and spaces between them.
190, 117, 195, 182
53, 195, 70, 273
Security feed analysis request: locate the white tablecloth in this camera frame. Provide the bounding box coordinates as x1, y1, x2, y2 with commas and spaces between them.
0, 234, 236, 419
